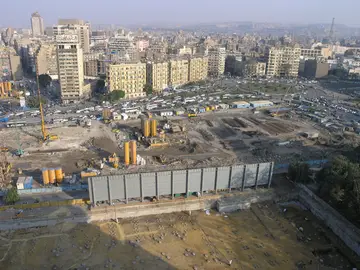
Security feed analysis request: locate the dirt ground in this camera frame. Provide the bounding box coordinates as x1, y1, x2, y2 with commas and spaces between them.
0, 202, 356, 270
0, 109, 344, 181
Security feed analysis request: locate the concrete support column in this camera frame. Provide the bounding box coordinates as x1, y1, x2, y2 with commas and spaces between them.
140, 174, 144, 202
107, 177, 112, 205
214, 168, 218, 194
254, 164, 260, 190
268, 162, 274, 188
200, 169, 204, 196
124, 176, 128, 204
228, 166, 233, 193
171, 171, 174, 200
241, 165, 246, 191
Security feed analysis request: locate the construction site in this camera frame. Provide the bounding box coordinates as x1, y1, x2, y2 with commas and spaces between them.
0, 104, 340, 188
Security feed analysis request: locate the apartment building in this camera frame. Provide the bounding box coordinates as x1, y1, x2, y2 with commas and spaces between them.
108, 34, 138, 63
36, 43, 58, 77
188, 56, 208, 82
301, 48, 322, 58
208, 47, 226, 77
146, 62, 169, 92
31, 12, 44, 37
266, 46, 301, 77
108, 63, 146, 98
53, 19, 90, 53
56, 34, 86, 103
168, 59, 189, 87
244, 61, 266, 77
0, 47, 23, 81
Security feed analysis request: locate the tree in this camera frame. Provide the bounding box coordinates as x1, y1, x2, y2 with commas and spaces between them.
38, 74, 52, 88
5, 187, 20, 205
95, 79, 106, 94
143, 84, 153, 96
288, 162, 311, 184
109, 90, 125, 101
26, 96, 47, 108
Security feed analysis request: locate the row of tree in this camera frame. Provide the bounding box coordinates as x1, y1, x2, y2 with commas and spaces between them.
288, 155, 360, 225
94, 79, 153, 100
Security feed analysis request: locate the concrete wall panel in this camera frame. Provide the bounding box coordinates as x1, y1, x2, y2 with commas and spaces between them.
244, 165, 257, 187
157, 171, 171, 195
173, 170, 187, 194
258, 163, 270, 186
125, 174, 141, 198
92, 176, 109, 201
217, 167, 230, 189
141, 173, 156, 197
108, 175, 125, 200
202, 168, 216, 191
230, 165, 244, 188
88, 162, 273, 203
187, 169, 201, 192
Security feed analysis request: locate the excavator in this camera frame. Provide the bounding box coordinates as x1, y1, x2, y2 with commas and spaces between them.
35, 64, 58, 142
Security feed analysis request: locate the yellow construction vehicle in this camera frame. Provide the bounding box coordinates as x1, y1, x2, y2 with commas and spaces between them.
35, 64, 58, 142
108, 153, 119, 168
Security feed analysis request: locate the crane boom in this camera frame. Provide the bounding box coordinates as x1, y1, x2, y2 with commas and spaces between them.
35, 63, 47, 141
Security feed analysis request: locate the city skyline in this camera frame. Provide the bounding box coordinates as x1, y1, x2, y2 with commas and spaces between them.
1, 0, 359, 28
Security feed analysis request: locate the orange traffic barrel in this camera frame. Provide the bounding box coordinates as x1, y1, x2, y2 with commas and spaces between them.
55, 167, 63, 183
48, 168, 56, 184
42, 168, 49, 185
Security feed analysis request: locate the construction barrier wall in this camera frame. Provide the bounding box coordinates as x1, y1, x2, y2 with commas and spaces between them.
88, 162, 274, 204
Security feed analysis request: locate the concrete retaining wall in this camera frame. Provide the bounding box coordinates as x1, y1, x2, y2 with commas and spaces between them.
298, 184, 360, 256
88, 162, 274, 204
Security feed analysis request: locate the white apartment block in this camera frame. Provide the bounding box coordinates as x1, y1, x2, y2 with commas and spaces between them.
108, 63, 146, 99
56, 35, 85, 103
266, 46, 301, 77
208, 47, 226, 77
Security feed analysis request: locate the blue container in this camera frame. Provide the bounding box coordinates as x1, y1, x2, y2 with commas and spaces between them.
199, 107, 206, 113
0, 117, 9, 123
24, 176, 33, 189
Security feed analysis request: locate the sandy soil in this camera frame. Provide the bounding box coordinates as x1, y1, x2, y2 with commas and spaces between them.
0, 202, 355, 270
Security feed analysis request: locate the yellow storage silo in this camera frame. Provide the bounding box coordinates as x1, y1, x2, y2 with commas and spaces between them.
144, 119, 150, 137
55, 168, 63, 183
0, 82, 4, 95
130, 140, 137, 165
151, 119, 157, 137
42, 168, 49, 185
7, 82, 11, 91
48, 169, 56, 184
124, 141, 130, 165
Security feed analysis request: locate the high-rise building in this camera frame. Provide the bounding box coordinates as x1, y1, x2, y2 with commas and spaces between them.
53, 20, 90, 53
168, 59, 189, 87
31, 12, 44, 37
266, 46, 301, 77
146, 62, 169, 92
56, 34, 86, 103
208, 47, 226, 77
108, 63, 146, 98
36, 43, 58, 77
188, 56, 208, 82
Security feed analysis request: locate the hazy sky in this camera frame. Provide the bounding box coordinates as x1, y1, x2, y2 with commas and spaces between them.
1, 0, 359, 28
